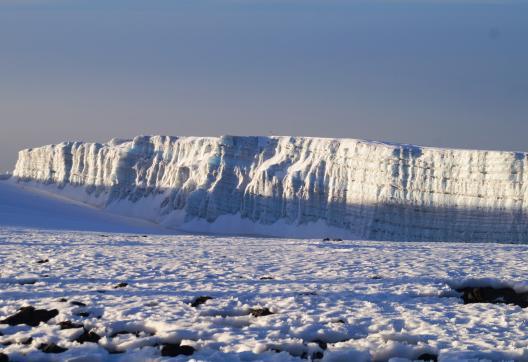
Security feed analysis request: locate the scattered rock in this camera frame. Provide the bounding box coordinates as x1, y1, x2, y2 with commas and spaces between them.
323, 238, 331, 241
21, 337, 33, 345
249, 307, 273, 317
114, 282, 128, 289
333, 238, 343, 241
39, 343, 67, 353
17, 279, 37, 285
36, 259, 49, 264
190, 296, 213, 308
309, 351, 324, 360
58, 298, 68, 303
161, 344, 195, 357
456, 286, 528, 308
299, 291, 317, 296
0, 353, 8, 362
311, 339, 328, 350
417, 353, 438, 362
0, 306, 58, 327
58, 320, 83, 330
75, 329, 101, 344
259, 276, 274, 280
70, 301, 87, 307
371, 275, 383, 280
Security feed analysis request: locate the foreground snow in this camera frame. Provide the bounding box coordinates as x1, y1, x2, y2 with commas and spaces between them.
1, 227, 527, 361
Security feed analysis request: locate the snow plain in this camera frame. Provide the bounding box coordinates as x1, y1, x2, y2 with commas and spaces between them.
1, 181, 528, 362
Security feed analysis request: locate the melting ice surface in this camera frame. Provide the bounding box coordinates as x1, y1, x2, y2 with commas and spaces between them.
1, 179, 528, 361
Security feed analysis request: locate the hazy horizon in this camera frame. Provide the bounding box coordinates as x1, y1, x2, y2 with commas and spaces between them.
1, 0, 527, 172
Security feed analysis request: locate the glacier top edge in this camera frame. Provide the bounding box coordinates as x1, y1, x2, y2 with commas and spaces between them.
15, 134, 528, 157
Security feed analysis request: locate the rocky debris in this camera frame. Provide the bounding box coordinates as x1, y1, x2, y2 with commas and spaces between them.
36, 259, 49, 264
299, 291, 317, 296
1, 306, 58, 326
456, 286, 528, 308
58, 298, 68, 302
160, 343, 195, 357
249, 307, 273, 317
301, 351, 324, 360
74, 329, 101, 344
259, 276, 274, 280
39, 343, 68, 353
333, 238, 343, 241
417, 353, 438, 361
190, 296, 213, 308
21, 337, 33, 345
311, 340, 327, 350
110, 329, 154, 338
58, 321, 83, 330
323, 238, 331, 241
70, 301, 87, 307
17, 279, 36, 285
113, 282, 128, 289
0, 353, 8, 362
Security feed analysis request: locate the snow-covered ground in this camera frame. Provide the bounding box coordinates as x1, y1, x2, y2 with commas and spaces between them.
1, 181, 528, 361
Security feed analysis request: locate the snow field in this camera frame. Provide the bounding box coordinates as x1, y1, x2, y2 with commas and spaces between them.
1, 229, 527, 361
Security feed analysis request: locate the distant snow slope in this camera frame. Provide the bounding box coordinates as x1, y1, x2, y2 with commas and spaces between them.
12, 135, 528, 242
0, 180, 169, 234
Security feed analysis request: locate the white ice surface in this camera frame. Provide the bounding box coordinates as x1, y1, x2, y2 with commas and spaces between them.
13, 135, 528, 242
0, 181, 528, 361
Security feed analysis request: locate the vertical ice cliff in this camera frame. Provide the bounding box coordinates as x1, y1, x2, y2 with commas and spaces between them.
12, 135, 528, 242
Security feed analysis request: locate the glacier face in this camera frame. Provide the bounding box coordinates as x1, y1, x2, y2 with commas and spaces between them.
12, 135, 528, 242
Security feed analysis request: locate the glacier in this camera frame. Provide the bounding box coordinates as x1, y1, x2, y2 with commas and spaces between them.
11, 135, 528, 242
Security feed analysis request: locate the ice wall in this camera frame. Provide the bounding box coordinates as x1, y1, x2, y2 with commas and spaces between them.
12, 135, 528, 242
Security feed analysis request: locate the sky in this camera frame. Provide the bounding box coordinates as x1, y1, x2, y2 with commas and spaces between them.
1, 0, 527, 172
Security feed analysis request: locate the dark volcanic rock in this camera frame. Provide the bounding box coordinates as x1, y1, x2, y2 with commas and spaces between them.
39, 343, 67, 353
75, 329, 101, 344
58, 298, 68, 303
36, 259, 49, 264
21, 337, 33, 345
1, 306, 58, 326
249, 307, 273, 317
311, 351, 324, 360
114, 282, 128, 289
190, 296, 213, 308
161, 344, 195, 357
0, 353, 8, 362
417, 353, 438, 361
17, 279, 36, 285
58, 320, 83, 330
70, 301, 87, 307
311, 339, 328, 350
457, 286, 528, 308
259, 276, 274, 280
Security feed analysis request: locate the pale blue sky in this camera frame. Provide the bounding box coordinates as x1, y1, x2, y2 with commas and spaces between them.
1, 0, 527, 171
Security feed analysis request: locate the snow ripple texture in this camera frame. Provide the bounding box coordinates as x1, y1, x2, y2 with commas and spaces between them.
13, 135, 528, 242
